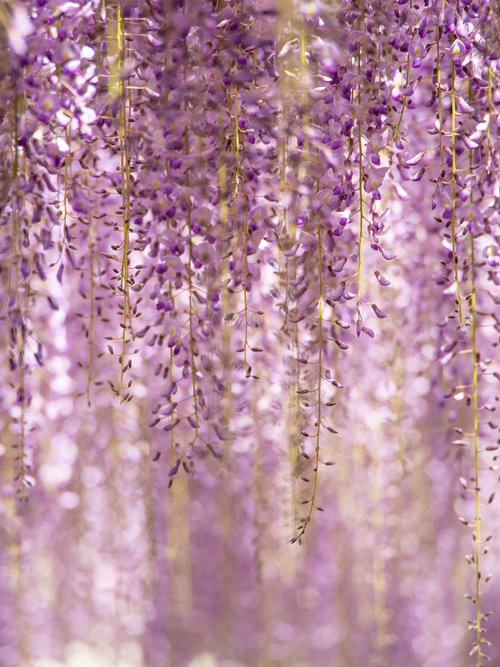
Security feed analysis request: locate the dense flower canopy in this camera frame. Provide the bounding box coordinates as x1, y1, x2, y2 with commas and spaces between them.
0, 0, 498, 665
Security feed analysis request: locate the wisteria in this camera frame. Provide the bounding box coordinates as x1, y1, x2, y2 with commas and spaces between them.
0, 0, 498, 665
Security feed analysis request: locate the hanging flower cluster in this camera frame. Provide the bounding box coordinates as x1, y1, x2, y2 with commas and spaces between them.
0, 0, 498, 665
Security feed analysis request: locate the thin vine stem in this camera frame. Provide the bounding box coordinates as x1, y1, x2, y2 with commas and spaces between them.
450, 56, 463, 324
356, 2, 364, 305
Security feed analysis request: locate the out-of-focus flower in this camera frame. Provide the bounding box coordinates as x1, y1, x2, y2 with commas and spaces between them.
4, 2, 33, 55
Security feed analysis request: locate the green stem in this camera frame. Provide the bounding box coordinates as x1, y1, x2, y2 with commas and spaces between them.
294, 221, 323, 544
86, 168, 95, 408
450, 58, 463, 324
468, 79, 482, 667
470, 229, 482, 666
436, 26, 445, 169
356, 3, 364, 304
357, 93, 364, 304
117, 6, 130, 403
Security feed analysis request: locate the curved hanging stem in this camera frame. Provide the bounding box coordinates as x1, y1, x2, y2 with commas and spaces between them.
292, 220, 323, 544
